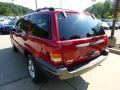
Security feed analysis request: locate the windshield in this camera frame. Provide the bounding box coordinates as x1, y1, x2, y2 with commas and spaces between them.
58, 13, 105, 40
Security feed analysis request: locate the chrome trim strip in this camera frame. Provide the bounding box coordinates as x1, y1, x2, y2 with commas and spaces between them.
76, 39, 105, 48
91, 39, 105, 45
76, 43, 90, 48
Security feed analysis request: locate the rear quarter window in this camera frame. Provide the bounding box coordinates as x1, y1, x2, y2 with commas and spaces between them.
29, 13, 50, 39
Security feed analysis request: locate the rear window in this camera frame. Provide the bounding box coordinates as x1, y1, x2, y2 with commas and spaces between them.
58, 13, 105, 40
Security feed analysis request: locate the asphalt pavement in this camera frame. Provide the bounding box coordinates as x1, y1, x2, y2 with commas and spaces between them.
0, 35, 120, 90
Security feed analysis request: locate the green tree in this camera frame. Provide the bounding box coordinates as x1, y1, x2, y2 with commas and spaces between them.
0, 2, 33, 16
85, 0, 113, 19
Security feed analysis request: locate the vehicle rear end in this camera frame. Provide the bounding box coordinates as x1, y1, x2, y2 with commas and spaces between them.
55, 12, 109, 68
36, 10, 109, 80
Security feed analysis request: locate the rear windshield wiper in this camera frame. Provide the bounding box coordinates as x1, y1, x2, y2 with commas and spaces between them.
61, 11, 67, 18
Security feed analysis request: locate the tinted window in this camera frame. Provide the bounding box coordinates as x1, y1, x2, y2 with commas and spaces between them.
15, 17, 29, 33
58, 14, 105, 40
20, 17, 29, 32
15, 18, 22, 32
29, 13, 50, 39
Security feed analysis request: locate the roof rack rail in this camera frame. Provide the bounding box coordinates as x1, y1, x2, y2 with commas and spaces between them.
53, 8, 70, 11
35, 7, 55, 12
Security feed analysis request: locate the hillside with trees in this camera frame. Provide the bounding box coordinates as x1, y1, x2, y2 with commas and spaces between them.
85, 0, 120, 19
0, 2, 33, 16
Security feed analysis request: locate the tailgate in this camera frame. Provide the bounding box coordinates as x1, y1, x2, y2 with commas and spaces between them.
60, 35, 108, 67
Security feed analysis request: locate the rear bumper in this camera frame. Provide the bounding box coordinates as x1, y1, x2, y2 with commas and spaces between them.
36, 49, 109, 80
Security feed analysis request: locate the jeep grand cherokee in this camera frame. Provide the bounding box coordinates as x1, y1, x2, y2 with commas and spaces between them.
10, 7, 109, 83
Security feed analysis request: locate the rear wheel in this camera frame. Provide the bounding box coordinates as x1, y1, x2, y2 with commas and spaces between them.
27, 55, 43, 83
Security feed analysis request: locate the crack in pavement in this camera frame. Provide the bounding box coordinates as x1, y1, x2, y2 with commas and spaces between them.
0, 76, 29, 87
65, 81, 77, 90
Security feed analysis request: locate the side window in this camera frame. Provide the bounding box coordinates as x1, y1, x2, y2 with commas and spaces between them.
15, 16, 29, 33
20, 16, 29, 33
15, 18, 22, 32
29, 13, 50, 39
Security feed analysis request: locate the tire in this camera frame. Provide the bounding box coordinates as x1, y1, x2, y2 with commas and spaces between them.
12, 44, 18, 52
27, 55, 44, 83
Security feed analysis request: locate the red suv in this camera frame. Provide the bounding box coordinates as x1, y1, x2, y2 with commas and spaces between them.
10, 7, 109, 83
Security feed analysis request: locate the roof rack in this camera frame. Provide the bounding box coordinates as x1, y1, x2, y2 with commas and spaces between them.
35, 7, 55, 12
34, 7, 76, 13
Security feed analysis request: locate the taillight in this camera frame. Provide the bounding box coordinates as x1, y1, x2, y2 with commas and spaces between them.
49, 53, 62, 65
